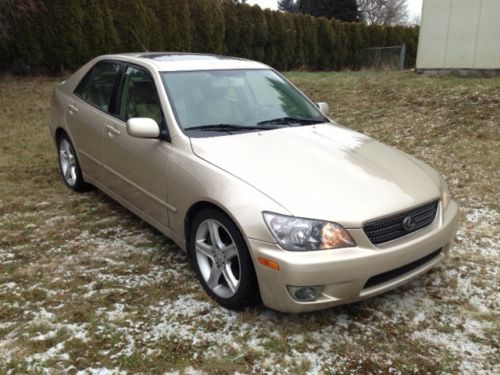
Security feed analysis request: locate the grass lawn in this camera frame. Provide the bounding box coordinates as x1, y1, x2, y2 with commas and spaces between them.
0, 71, 499, 374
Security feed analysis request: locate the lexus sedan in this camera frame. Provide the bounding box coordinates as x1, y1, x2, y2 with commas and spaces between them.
49, 53, 459, 312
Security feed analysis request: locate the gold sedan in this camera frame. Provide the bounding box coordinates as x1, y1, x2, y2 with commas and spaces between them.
49, 53, 459, 312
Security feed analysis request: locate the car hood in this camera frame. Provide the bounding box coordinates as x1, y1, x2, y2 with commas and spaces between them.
190, 123, 440, 227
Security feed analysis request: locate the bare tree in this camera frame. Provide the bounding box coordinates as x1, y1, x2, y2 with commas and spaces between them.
407, 13, 420, 26
278, 0, 300, 13
358, 0, 408, 25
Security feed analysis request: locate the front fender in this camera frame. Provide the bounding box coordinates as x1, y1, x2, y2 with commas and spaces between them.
166, 141, 290, 247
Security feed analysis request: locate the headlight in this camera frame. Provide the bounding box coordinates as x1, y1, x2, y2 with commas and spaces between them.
263, 212, 355, 251
440, 176, 451, 211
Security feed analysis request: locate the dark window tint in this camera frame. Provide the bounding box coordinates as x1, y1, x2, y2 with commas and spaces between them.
75, 61, 121, 112
117, 66, 163, 125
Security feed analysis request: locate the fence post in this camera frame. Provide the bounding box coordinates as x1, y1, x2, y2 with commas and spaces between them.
400, 43, 406, 70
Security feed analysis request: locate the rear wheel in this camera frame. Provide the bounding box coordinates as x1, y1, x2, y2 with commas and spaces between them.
188, 208, 259, 310
57, 134, 89, 192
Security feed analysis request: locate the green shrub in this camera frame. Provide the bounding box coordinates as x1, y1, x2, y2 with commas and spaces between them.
251, 5, 268, 62
293, 15, 306, 68
366, 24, 386, 47
222, 1, 240, 56
143, 0, 163, 52
9, 12, 45, 74
300, 15, 319, 69
280, 12, 297, 70
110, 0, 149, 53
0, 0, 420, 74
188, 0, 224, 54
101, 0, 119, 54
170, 0, 192, 51
345, 22, 364, 70
316, 18, 335, 70
264, 11, 296, 70
263, 9, 277, 66
236, 4, 254, 58
333, 21, 349, 70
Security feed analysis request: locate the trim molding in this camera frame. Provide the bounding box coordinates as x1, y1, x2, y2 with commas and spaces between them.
79, 149, 177, 213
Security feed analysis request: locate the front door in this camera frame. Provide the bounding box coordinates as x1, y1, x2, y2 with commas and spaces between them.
99, 65, 171, 229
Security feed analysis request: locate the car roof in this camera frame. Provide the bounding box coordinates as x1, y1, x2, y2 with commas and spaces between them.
102, 52, 270, 72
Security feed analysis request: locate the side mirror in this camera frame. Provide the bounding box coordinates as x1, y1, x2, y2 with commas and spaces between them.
126, 118, 160, 139
316, 102, 330, 117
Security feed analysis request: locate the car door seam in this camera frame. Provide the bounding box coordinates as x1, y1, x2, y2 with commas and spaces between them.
99, 159, 177, 212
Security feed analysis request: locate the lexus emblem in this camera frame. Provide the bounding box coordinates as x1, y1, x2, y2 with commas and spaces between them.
402, 215, 416, 231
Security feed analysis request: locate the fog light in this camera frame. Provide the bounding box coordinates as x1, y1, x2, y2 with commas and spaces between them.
288, 286, 322, 302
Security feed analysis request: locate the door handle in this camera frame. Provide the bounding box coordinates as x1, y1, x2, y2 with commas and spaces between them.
105, 124, 121, 137
68, 104, 79, 114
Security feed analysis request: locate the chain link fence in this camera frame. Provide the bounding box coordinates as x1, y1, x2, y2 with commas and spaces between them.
364, 44, 406, 70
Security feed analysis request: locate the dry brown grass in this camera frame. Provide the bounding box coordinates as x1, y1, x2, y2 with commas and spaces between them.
0, 71, 499, 374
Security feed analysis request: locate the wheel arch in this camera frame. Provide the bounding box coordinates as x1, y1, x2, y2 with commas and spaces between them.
53, 127, 90, 191
54, 127, 79, 160
183, 199, 262, 307
184, 200, 250, 255
55, 127, 68, 144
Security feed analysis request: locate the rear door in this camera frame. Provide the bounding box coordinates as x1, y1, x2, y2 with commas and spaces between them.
99, 64, 171, 229
66, 61, 122, 180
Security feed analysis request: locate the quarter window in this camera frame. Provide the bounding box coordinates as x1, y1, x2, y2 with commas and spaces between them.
75, 61, 121, 112
117, 66, 163, 125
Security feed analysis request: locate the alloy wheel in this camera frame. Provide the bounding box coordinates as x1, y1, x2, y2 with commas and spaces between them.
59, 138, 78, 186
195, 219, 241, 298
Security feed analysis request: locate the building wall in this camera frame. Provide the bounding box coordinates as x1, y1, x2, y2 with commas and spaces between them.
416, 0, 500, 70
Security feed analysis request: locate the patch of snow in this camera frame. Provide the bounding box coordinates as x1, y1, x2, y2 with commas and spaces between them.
413, 312, 426, 325
104, 303, 126, 321
27, 341, 66, 362
2, 281, 17, 289
0, 253, 15, 262
412, 329, 497, 374
75, 368, 127, 375
32, 307, 55, 322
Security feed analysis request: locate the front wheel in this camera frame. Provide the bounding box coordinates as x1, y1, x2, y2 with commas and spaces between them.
57, 134, 89, 192
188, 208, 259, 310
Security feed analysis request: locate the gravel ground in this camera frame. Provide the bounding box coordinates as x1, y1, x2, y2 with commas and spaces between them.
0, 71, 498, 374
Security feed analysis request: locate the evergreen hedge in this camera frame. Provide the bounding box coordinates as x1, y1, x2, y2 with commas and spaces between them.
0, 0, 419, 75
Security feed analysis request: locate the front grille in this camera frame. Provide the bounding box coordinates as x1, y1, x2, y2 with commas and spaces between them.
363, 200, 439, 245
363, 248, 442, 289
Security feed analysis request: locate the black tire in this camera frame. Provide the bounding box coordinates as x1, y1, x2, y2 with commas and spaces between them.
57, 133, 90, 192
188, 208, 260, 310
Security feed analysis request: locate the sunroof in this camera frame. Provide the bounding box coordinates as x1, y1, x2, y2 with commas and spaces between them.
140, 53, 223, 62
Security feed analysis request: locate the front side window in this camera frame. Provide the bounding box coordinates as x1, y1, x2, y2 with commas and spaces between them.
116, 66, 163, 125
161, 69, 325, 134
75, 61, 121, 112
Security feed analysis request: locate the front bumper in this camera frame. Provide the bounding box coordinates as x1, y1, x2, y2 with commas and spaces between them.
249, 200, 459, 313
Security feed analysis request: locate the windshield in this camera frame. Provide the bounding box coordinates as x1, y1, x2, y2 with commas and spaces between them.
160, 69, 326, 133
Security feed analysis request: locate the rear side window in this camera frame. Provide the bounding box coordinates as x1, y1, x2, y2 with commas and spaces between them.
74, 61, 121, 112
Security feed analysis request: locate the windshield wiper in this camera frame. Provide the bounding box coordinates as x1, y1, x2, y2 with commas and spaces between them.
257, 117, 323, 126
185, 124, 279, 132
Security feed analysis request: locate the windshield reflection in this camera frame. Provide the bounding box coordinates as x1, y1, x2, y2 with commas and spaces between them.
161, 69, 325, 132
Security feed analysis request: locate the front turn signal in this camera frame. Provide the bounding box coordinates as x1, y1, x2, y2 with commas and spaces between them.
258, 257, 280, 271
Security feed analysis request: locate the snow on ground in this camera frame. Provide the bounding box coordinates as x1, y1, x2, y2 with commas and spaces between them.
0, 199, 498, 374
1, 72, 498, 373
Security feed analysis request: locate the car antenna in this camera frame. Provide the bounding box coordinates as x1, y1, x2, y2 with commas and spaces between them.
131, 30, 149, 53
